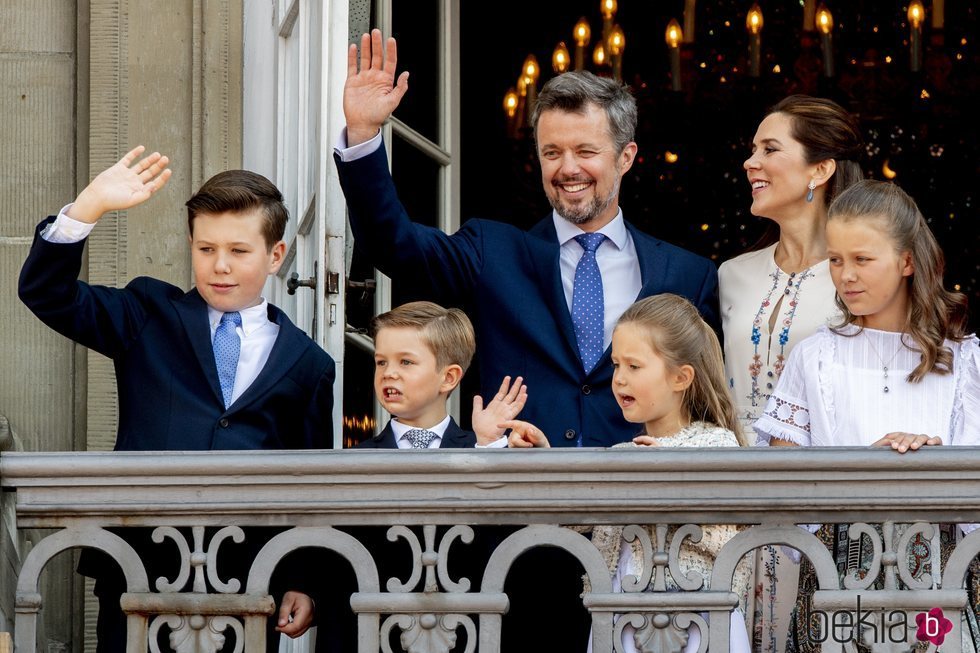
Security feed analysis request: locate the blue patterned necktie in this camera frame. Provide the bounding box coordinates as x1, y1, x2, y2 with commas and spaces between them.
404, 428, 438, 449
213, 311, 242, 408
571, 233, 607, 374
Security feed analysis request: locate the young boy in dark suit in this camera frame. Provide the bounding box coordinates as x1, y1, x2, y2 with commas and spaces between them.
19, 146, 334, 650
357, 300, 525, 449
347, 301, 521, 652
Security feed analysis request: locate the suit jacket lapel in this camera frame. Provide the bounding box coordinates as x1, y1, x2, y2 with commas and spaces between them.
173, 290, 224, 406
363, 421, 398, 448
527, 216, 583, 369
628, 222, 667, 300
230, 305, 308, 411
440, 418, 476, 448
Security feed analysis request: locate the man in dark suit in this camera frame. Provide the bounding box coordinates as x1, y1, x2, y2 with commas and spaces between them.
335, 30, 719, 449
18, 148, 334, 651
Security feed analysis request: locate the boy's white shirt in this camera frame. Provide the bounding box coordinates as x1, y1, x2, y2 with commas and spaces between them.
391, 414, 450, 449
389, 414, 508, 449
42, 206, 278, 408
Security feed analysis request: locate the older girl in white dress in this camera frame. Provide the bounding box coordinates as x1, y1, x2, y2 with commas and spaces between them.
755, 180, 980, 650
755, 180, 979, 449
507, 294, 752, 653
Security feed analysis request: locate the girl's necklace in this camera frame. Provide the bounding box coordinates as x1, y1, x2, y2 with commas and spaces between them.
865, 331, 907, 393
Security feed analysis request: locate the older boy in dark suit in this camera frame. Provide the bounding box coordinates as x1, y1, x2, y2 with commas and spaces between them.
19, 147, 334, 650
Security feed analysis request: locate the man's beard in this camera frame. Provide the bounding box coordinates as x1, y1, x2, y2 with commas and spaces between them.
549, 177, 620, 225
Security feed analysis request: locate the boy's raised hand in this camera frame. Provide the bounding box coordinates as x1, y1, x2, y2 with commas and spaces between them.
471, 375, 527, 445
68, 146, 172, 223
501, 420, 550, 448
344, 29, 410, 147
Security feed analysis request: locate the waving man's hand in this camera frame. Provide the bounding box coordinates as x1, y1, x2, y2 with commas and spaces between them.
344, 29, 410, 146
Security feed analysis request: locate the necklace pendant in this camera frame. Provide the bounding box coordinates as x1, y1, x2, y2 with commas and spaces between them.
884, 385, 890, 393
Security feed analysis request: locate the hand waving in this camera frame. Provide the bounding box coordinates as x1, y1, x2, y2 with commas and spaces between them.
68, 146, 172, 223
471, 376, 527, 445
344, 29, 410, 146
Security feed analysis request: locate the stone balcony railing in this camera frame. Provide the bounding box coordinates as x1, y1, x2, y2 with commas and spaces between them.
2, 447, 980, 652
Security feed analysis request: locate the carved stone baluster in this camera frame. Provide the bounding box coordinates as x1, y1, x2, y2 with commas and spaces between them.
378, 525, 478, 653
145, 526, 251, 652
616, 524, 709, 653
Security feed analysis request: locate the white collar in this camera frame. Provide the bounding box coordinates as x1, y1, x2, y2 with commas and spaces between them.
552, 209, 629, 251
391, 414, 451, 440
207, 300, 270, 337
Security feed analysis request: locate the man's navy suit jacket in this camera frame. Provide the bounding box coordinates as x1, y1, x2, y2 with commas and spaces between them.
335, 142, 719, 448
356, 418, 477, 449
19, 216, 335, 452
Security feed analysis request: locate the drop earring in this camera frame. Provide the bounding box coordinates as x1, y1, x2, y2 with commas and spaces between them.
805, 180, 816, 202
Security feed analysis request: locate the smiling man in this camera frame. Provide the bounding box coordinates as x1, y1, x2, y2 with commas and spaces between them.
335, 29, 718, 449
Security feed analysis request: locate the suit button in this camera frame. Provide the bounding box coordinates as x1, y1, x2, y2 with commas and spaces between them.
582, 385, 591, 395
564, 429, 576, 440
219, 418, 229, 428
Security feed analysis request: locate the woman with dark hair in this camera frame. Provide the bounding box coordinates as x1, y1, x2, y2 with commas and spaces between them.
718, 95, 865, 652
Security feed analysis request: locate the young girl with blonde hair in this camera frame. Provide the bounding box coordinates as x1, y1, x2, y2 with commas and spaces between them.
506, 293, 751, 652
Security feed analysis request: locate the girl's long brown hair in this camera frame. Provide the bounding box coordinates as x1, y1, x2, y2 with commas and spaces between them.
617, 295, 746, 445
828, 180, 970, 381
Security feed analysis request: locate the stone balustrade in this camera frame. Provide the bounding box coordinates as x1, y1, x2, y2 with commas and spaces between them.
2, 447, 979, 652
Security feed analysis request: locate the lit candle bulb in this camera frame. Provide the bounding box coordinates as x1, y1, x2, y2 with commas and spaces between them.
908, 0, 924, 72
816, 4, 834, 77
573, 18, 591, 71
665, 19, 683, 91
593, 42, 607, 68
503, 88, 518, 119
608, 25, 625, 81
746, 4, 764, 78
600, 0, 617, 49
522, 54, 540, 123
515, 75, 527, 130
503, 87, 519, 137
552, 42, 570, 74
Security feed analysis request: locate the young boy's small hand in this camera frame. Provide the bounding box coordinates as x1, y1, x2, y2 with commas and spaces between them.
471, 375, 528, 445
276, 590, 315, 638
500, 419, 549, 448
871, 432, 942, 453
68, 145, 172, 223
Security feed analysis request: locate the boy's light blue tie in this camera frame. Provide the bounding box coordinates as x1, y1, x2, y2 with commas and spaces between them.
213, 311, 242, 408
571, 233, 607, 374
404, 428, 438, 449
